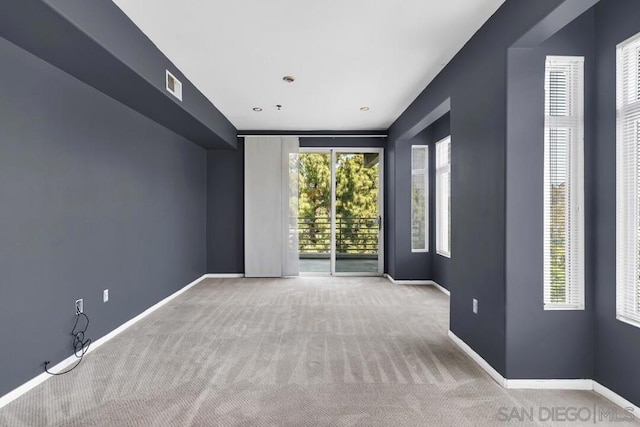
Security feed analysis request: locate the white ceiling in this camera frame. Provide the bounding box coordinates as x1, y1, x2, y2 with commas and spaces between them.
112, 0, 505, 131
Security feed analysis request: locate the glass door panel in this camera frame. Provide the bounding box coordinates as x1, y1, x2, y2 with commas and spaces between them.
334, 152, 380, 273
297, 152, 332, 274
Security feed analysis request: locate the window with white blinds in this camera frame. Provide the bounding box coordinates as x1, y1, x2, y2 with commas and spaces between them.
616, 33, 640, 328
543, 56, 585, 310
411, 146, 428, 252
436, 137, 451, 257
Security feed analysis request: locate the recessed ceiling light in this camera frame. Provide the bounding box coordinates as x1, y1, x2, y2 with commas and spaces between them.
282, 76, 295, 83
253, 107, 263, 112
360, 107, 370, 112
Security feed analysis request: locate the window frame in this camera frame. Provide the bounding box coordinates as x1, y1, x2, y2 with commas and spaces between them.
436, 136, 451, 258
543, 55, 585, 311
411, 145, 429, 253
616, 32, 640, 328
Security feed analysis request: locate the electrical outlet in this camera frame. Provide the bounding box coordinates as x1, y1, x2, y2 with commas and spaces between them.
473, 298, 478, 314
103, 289, 109, 303
75, 299, 83, 314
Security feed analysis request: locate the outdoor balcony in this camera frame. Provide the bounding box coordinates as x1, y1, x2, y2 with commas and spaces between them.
297, 216, 380, 273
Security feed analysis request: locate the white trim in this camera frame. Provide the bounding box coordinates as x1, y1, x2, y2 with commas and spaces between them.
384, 275, 450, 294
617, 314, 640, 330
544, 304, 585, 311
384, 275, 450, 296
506, 379, 593, 390
0, 274, 210, 410
238, 134, 388, 138
435, 136, 452, 258
448, 330, 507, 387
411, 144, 429, 253
450, 330, 590, 390
436, 250, 451, 258
448, 330, 640, 413
430, 280, 451, 296
202, 273, 245, 279
594, 381, 640, 415
384, 274, 431, 286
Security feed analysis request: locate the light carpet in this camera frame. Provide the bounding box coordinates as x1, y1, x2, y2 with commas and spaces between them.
0, 277, 637, 426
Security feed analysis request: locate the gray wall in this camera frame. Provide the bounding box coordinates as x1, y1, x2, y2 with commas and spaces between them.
504, 0, 640, 406
428, 114, 452, 290
389, 128, 432, 281
207, 141, 245, 274
0, 36, 207, 397
505, 11, 595, 379
387, 0, 566, 375
0, 0, 237, 148
386, 112, 451, 285
593, 0, 640, 406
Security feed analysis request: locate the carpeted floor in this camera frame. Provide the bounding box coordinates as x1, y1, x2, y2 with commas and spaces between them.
0, 277, 637, 426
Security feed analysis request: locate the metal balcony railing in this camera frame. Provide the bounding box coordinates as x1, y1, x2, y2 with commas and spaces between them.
297, 216, 379, 256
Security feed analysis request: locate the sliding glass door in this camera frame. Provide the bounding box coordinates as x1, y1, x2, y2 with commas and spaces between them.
298, 148, 383, 275
297, 150, 332, 274
334, 151, 381, 273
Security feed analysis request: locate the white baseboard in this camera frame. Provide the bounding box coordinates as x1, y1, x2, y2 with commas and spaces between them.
594, 381, 640, 414
505, 379, 593, 390
0, 273, 210, 410
430, 280, 451, 296
202, 273, 245, 279
448, 330, 640, 413
385, 274, 450, 296
384, 274, 431, 285
448, 330, 507, 387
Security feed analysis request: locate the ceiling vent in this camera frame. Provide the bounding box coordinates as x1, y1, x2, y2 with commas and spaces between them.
166, 70, 182, 101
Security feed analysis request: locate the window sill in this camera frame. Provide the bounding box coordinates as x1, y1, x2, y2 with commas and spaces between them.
617, 315, 640, 329
544, 304, 585, 311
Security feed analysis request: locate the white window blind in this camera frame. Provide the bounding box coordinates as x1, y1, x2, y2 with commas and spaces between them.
616, 33, 640, 328
411, 146, 429, 252
543, 56, 585, 310
436, 137, 451, 257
